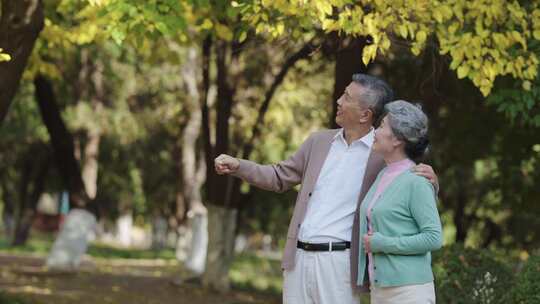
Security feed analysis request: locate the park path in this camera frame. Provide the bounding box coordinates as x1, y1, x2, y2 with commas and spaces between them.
0, 254, 280, 304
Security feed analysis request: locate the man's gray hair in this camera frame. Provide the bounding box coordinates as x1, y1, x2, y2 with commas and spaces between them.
385, 100, 430, 160
351, 73, 394, 123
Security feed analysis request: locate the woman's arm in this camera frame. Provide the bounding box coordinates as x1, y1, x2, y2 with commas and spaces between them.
369, 179, 442, 255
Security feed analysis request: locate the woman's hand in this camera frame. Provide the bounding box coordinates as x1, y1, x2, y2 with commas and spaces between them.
363, 234, 372, 253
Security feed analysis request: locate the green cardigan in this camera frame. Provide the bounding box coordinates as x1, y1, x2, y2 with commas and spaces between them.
357, 169, 443, 287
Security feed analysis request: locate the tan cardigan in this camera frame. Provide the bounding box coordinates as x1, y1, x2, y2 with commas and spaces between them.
232, 129, 385, 290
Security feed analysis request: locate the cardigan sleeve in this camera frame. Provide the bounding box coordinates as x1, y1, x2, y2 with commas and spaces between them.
370, 178, 443, 255
231, 133, 314, 193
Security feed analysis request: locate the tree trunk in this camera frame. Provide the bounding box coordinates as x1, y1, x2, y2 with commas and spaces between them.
12, 147, 50, 246
1, 180, 15, 242
33, 75, 96, 270
200, 40, 237, 291
151, 214, 168, 250
201, 205, 237, 291
46, 208, 96, 269
0, 0, 44, 123
82, 129, 100, 200
178, 45, 208, 274
330, 36, 368, 128
116, 211, 133, 247
80, 49, 103, 201
34, 75, 89, 208
201, 40, 315, 291
454, 168, 470, 243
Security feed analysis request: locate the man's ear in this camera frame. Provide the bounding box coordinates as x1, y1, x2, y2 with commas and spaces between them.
359, 109, 373, 124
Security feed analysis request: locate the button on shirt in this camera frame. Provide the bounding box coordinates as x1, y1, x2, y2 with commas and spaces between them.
298, 128, 374, 243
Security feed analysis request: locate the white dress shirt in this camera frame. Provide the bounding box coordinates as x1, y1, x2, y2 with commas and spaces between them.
298, 128, 374, 243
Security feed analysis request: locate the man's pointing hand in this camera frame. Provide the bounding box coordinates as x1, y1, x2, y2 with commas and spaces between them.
214, 154, 240, 175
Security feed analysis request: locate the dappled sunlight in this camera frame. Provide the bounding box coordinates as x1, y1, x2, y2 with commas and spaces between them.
0, 252, 281, 304
4, 286, 52, 295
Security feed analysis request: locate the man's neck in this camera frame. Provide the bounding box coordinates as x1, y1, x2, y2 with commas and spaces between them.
342, 125, 371, 146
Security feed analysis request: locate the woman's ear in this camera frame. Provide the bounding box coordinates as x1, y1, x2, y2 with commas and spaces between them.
392, 137, 404, 149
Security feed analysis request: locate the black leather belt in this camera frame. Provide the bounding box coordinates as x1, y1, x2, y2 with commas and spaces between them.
297, 241, 351, 251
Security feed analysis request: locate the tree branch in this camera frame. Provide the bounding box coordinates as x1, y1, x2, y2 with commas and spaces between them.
241, 42, 317, 160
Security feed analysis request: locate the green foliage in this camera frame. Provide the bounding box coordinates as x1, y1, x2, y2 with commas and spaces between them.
88, 243, 176, 260
511, 255, 540, 304
432, 244, 514, 304
386, 49, 540, 249
0, 293, 29, 304
0, 235, 53, 255
230, 253, 283, 294
0, 236, 175, 260
488, 71, 540, 127
247, 0, 540, 97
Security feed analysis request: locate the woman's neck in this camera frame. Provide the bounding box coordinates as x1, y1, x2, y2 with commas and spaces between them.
383, 150, 409, 165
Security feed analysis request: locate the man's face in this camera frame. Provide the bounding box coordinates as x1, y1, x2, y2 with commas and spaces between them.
335, 82, 371, 128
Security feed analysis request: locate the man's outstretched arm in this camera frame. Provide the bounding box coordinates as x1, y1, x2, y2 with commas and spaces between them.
214, 134, 315, 193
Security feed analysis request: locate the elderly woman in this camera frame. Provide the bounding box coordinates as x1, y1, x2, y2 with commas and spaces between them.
357, 100, 443, 304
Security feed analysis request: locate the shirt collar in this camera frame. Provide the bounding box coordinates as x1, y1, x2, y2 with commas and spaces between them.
333, 128, 375, 148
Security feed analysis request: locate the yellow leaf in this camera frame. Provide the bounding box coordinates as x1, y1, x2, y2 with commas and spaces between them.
398, 24, 408, 38
411, 45, 421, 56
533, 30, 540, 40
238, 31, 247, 43
381, 37, 390, 50
0, 53, 11, 62
480, 85, 491, 96
433, 10, 443, 23
362, 45, 377, 66
200, 19, 213, 30
457, 65, 469, 79
522, 80, 532, 91
417, 30, 427, 43
215, 23, 234, 41
322, 19, 336, 30
315, 0, 333, 16
276, 22, 285, 36
511, 31, 522, 42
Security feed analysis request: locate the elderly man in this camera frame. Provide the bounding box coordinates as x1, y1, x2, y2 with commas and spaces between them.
215, 74, 438, 304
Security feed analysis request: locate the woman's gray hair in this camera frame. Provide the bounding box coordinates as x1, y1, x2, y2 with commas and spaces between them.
384, 100, 430, 160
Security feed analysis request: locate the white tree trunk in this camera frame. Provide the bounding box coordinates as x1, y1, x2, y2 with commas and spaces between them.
151, 215, 168, 250
81, 129, 100, 200
202, 205, 237, 291
175, 224, 191, 262
116, 212, 133, 247
46, 209, 96, 270
184, 207, 208, 275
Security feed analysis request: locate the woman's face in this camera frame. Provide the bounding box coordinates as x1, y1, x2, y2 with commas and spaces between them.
373, 116, 402, 155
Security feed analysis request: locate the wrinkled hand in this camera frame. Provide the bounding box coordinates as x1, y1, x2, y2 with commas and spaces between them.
363, 234, 372, 253
214, 154, 240, 175
412, 163, 439, 192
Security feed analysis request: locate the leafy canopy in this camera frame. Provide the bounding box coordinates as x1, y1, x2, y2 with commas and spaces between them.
241, 0, 540, 97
